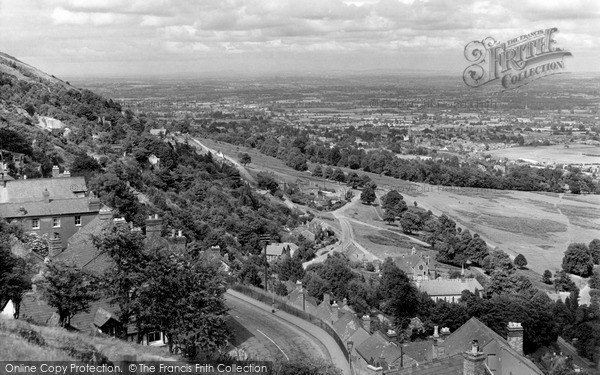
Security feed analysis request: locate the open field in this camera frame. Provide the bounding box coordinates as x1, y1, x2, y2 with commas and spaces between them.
199, 138, 600, 275
486, 143, 600, 164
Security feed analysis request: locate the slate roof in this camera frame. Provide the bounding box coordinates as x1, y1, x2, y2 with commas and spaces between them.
417, 278, 482, 296
0, 197, 98, 218
0, 177, 87, 204
265, 242, 298, 257
443, 317, 543, 375
355, 331, 403, 368
54, 216, 113, 272
403, 340, 434, 364
333, 312, 368, 344
94, 307, 120, 327
394, 353, 465, 375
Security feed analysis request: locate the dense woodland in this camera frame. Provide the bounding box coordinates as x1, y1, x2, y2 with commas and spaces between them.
199, 121, 599, 194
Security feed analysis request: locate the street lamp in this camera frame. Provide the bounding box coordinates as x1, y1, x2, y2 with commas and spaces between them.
346, 340, 354, 374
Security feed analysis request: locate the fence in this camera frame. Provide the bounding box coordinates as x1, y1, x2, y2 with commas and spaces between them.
230, 284, 349, 362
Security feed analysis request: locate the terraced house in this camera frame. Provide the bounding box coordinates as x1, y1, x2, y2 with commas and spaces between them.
0, 167, 101, 252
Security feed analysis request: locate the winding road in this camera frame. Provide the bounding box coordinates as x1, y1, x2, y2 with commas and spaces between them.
226, 290, 351, 375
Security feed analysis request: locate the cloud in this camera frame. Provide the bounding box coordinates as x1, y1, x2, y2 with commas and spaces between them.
0, 0, 597, 75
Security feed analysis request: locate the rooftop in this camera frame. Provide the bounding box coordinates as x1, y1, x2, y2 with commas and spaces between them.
417, 278, 482, 296
0, 176, 87, 204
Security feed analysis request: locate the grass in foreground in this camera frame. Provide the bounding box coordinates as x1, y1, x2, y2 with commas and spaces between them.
0, 316, 177, 361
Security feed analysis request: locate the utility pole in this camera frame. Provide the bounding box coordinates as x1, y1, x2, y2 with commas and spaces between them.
259, 234, 271, 293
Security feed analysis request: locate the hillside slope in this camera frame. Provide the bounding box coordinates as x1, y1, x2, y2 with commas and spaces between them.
0, 316, 177, 361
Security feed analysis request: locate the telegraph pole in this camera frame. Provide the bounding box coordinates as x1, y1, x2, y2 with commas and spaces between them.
259, 234, 271, 293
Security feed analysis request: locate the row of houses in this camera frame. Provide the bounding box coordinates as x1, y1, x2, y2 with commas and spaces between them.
275, 280, 544, 375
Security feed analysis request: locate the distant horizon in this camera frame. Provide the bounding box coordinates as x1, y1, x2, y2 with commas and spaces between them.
1, 1, 598, 78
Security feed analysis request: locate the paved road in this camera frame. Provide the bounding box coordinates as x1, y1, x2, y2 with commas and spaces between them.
226, 290, 351, 375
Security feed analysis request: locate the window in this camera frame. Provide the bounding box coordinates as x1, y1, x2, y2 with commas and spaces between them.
75, 216, 81, 226
32, 219, 40, 229
52, 217, 60, 228
147, 331, 161, 343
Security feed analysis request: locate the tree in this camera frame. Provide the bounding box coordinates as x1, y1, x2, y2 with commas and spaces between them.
514, 254, 527, 269
239, 153, 251, 166
588, 238, 600, 264
378, 258, 418, 325
542, 270, 553, 285
331, 168, 346, 183
312, 165, 323, 177
275, 254, 305, 282
70, 153, 102, 180
136, 252, 230, 358
589, 268, 600, 290
554, 270, 577, 292
482, 249, 515, 274
0, 228, 31, 318
562, 243, 594, 277
34, 260, 99, 327
383, 210, 396, 224
360, 186, 376, 205
93, 225, 152, 332
399, 211, 421, 234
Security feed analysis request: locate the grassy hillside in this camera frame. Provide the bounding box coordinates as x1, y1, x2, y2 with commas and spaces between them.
0, 316, 177, 361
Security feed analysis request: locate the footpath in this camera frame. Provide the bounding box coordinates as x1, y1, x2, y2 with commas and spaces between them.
226, 289, 351, 375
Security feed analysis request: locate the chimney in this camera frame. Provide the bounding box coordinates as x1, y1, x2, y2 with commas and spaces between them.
362, 315, 371, 333
145, 214, 162, 236
62, 170, 70, 178
323, 293, 331, 305
172, 230, 186, 247
113, 217, 127, 228
433, 326, 446, 359
331, 301, 339, 323
19, 206, 27, 215
48, 233, 62, 258
52, 165, 60, 178
441, 327, 451, 340
89, 196, 101, 211
43, 189, 50, 203
463, 340, 486, 375
99, 208, 113, 221
507, 322, 524, 355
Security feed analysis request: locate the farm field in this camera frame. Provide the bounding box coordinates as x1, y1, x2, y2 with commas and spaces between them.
486, 143, 600, 164
198, 138, 600, 275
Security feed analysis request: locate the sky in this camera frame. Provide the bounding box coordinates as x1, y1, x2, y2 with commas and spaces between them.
0, 0, 599, 78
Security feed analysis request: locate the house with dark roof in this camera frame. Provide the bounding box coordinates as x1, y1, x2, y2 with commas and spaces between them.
0, 174, 101, 251
394, 248, 433, 281
392, 318, 544, 375
265, 242, 298, 262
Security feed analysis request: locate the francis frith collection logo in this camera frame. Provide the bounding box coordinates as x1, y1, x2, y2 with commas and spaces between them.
463, 27, 572, 89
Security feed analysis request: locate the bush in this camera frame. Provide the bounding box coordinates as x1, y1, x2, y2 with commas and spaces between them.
18, 327, 46, 347
562, 243, 594, 277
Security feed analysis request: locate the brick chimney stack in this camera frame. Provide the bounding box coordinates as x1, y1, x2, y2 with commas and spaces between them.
99, 208, 112, 221
362, 314, 371, 333
323, 293, 331, 305
463, 340, 486, 375
52, 165, 60, 178
88, 196, 101, 211
48, 233, 62, 258
433, 326, 447, 359
145, 214, 162, 236
507, 322, 524, 355
331, 301, 339, 323
43, 189, 50, 204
